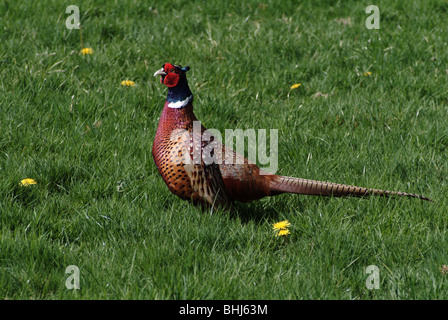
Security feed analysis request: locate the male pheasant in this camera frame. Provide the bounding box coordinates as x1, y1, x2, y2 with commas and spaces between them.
152, 63, 431, 210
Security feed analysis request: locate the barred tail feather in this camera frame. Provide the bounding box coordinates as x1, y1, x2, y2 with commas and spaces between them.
270, 176, 431, 201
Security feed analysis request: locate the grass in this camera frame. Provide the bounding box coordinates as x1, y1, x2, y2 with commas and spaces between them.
1, 0, 447, 299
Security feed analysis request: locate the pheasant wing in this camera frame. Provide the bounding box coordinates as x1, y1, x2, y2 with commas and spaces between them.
173, 128, 230, 210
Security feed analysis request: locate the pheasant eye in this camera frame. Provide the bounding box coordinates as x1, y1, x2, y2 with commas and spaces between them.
170, 68, 175, 73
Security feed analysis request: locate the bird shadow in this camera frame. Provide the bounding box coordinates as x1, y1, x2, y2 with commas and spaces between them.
224, 196, 309, 224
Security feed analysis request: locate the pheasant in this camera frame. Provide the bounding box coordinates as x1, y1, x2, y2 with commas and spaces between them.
152, 63, 431, 210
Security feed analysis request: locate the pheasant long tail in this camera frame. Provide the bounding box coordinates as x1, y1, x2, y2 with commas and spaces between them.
270, 176, 431, 201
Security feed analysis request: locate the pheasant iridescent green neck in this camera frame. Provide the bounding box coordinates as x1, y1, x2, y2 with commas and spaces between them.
167, 75, 193, 109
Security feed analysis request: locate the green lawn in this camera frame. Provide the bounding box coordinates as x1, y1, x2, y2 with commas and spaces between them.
1, 0, 447, 299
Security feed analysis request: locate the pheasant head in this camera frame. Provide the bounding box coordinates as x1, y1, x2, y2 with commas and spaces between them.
154, 63, 193, 109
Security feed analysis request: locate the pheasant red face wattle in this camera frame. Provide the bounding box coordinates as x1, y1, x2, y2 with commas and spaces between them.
163, 72, 179, 87
159, 63, 180, 87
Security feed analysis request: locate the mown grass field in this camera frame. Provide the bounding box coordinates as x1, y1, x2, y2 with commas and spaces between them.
1, 0, 447, 299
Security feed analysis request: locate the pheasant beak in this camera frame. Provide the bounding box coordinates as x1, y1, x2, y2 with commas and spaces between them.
154, 68, 167, 77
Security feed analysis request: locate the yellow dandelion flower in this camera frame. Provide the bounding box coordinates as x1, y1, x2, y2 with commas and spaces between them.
80, 48, 93, 55
273, 220, 291, 230
20, 178, 37, 187
363, 71, 372, 76
121, 80, 136, 87
290, 83, 301, 90
276, 229, 291, 237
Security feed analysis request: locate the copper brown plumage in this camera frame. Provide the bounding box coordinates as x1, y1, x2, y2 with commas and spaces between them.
152, 63, 431, 209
